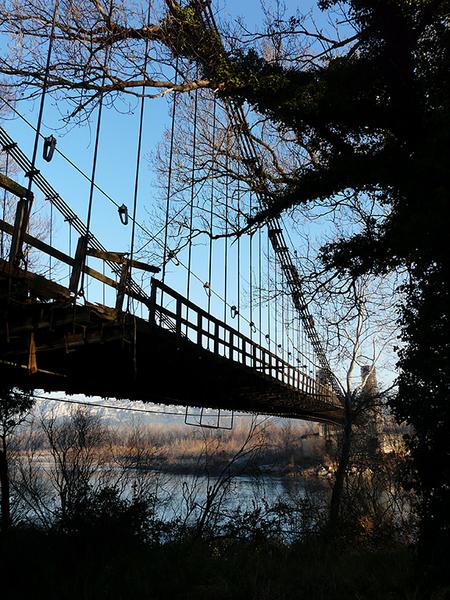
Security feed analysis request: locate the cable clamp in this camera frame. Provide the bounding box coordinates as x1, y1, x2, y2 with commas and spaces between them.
43, 135, 57, 162
230, 305, 238, 319
118, 204, 129, 225
25, 167, 40, 179
167, 249, 180, 266
2, 142, 17, 152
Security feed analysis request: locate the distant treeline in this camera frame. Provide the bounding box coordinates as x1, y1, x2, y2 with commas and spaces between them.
14, 409, 327, 475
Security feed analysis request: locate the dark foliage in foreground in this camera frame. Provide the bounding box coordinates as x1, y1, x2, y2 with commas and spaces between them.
0, 525, 423, 600
393, 262, 450, 577
0, 488, 445, 600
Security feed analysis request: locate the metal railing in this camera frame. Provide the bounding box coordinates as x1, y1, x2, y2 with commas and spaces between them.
149, 278, 341, 409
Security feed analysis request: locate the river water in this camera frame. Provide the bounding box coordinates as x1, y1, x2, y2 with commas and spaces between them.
13, 454, 330, 532
138, 471, 330, 525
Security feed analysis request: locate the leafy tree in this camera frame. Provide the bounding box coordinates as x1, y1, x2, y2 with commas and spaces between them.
394, 263, 450, 569
0, 387, 34, 531
178, 0, 450, 559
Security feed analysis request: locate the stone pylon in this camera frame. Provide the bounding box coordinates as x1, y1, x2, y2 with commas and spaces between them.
360, 365, 382, 454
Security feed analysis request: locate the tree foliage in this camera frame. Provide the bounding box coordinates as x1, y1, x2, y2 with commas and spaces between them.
203, 0, 450, 558
394, 262, 450, 567
165, 0, 450, 560
0, 387, 34, 531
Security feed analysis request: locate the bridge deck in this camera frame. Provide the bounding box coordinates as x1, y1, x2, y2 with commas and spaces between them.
0, 261, 343, 425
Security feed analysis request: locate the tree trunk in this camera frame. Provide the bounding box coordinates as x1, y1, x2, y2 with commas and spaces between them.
328, 397, 352, 531
0, 437, 10, 532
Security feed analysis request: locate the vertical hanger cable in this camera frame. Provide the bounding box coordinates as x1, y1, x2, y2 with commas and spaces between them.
162, 57, 179, 286
127, 0, 153, 313
207, 97, 217, 317
186, 71, 199, 304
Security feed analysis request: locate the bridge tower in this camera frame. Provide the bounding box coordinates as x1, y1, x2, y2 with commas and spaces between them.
360, 365, 383, 455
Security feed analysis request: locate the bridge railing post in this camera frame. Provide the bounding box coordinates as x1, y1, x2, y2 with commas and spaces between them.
175, 297, 182, 336
69, 235, 88, 295
115, 261, 130, 312
148, 278, 157, 324
197, 312, 203, 347
9, 197, 32, 267
213, 322, 219, 355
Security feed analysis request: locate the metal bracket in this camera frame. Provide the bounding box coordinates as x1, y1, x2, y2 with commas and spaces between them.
185, 406, 234, 430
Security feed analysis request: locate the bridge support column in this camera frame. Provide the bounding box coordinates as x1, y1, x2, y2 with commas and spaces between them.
9, 198, 32, 267
69, 235, 88, 295
115, 262, 130, 312
148, 279, 157, 324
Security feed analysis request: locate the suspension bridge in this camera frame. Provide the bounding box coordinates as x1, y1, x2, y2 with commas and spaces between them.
0, 1, 344, 426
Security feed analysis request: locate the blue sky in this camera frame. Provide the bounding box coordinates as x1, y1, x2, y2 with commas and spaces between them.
2, 1, 329, 324
4, 0, 325, 260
